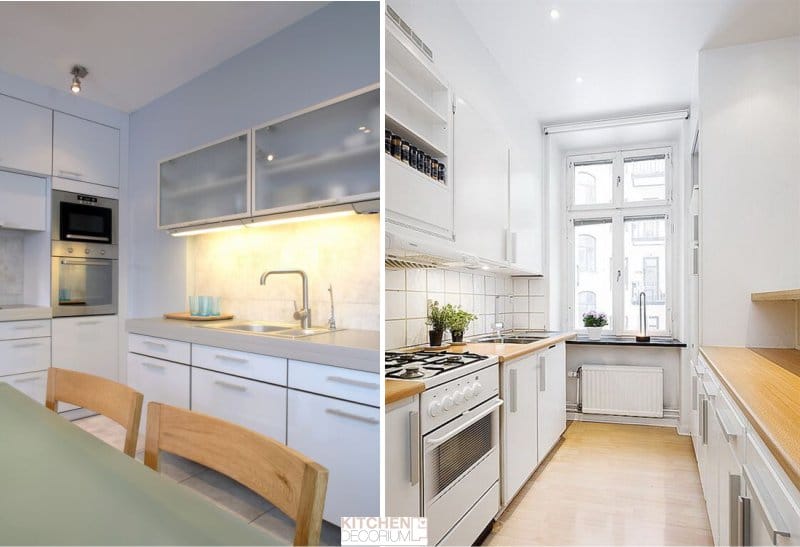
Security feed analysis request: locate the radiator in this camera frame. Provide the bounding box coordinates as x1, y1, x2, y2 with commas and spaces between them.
580, 365, 663, 418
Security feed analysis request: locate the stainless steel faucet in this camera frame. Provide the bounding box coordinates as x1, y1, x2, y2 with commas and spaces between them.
327, 284, 337, 330
260, 270, 311, 329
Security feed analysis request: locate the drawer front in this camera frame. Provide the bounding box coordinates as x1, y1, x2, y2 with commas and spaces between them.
191, 368, 287, 444
0, 320, 51, 341
288, 360, 380, 407
714, 389, 747, 462
2, 370, 48, 405
0, 338, 51, 376
127, 353, 190, 431
192, 345, 286, 385
128, 334, 190, 364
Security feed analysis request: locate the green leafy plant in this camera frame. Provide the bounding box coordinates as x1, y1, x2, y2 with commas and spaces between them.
442, 304, 477, 334
582, 311, 608, 327
426, 300, 448, 332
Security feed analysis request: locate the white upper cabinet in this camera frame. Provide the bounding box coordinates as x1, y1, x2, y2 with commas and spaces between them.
453, 96, 509, 264
0, 171, 47, 231
0, 94, 52, 176
508, 144, 543, 274
53, 112, 120, 188
158, 133, 250, 229
253, 87, 379, 215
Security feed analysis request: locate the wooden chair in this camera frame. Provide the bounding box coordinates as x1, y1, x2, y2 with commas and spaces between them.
144, 402, 328, 546
45, 367, 144, 457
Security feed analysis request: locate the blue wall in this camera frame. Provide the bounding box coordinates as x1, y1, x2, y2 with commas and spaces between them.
127, 1, 379, 317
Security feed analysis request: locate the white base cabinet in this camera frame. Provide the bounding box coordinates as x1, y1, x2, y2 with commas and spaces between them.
127, 353, 190, 432
288, 390, 380, 524
385, 396, 421, 518
52, 316, 118, 381
501, 352, 539, 505
0, 320, 51, 406
538, 342, 567, 461
3, 370, 48, 404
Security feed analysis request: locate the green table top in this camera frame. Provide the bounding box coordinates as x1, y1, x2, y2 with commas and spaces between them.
0, 383, 281, 545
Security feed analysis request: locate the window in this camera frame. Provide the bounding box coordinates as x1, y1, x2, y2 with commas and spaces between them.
568, 147, 672, 335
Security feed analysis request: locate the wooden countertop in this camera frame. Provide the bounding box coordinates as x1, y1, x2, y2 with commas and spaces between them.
450, 331, 577, 363
385, 379, 425, 405
700, 346, 800, 490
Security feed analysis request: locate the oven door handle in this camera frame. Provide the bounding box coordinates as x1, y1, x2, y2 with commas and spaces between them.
60, 259, 112, 266
425, 399, 503, 447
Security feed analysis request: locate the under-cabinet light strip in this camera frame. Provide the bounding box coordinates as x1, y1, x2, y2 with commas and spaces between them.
543, 110, 690, 135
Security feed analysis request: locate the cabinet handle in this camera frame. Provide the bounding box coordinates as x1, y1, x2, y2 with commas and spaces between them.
409, 410, 420, 486
325, 408, 379, 425
326, 376, 379, 390
701, 397, 708, 445
691, 376, 698, 411
12, 325, 42, 331
215, 354, 248, 364
11, 342, 42, 349
730, 473, 742, 546
61, 259, 111, 266
143, 340, 167, 349
141, 361, 166, 370
715, 407, 739, 441
12, 376, 40, 384
214, 380, 247, 392
742, 465, 791, 544
539, 354, 546, 392
77, 320, 101, 326
58, 169, 84, 177
739, 495, 751, 546
509, 368, 518, 413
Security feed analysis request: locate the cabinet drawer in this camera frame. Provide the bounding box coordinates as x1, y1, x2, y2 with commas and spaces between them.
128, 334, 190, 364
714, 389, 747, 462
191, 368, 287, 443
0, 320, 51, 341
288, 360, 380, 407
127, 353, 190, 431
192, 345, 286, 385
0, 338, 50, 376
2, 370, 48, 405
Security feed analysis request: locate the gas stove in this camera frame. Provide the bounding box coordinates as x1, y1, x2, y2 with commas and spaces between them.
385, 350, 498, 388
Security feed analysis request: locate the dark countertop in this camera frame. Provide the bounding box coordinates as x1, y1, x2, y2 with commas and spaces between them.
567, 334, 686, 348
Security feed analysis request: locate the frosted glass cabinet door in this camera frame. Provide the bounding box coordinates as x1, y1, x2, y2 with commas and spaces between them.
159, 133, 249, 228
253, 88, 380, 214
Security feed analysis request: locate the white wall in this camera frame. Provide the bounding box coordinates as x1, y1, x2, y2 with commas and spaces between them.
699, 36, 800, 348
127, 2, 379, 319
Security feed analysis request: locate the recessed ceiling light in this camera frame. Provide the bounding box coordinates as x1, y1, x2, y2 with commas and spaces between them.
575, 76, 584, 84
266, 154, 274, 162
550, 8, 560, 20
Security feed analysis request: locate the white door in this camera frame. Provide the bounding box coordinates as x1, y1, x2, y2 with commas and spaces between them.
0, 94, 52, 175
453, 95, 509, 263
51, 316, 118, 381
287, 389, 379, 523
126, 353, 190, 432
538, 342, 566, 461
385, 396, 421, 518
502, 353, 538, 505
0, 171, 46, 231
53, 112, 120, 187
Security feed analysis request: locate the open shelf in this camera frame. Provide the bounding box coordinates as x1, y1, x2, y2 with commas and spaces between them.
386, 70, 447, 124
384, 153, 445, 187
385, 25, 448, 99
751, 289, 800, 302
385, 115, 447, 159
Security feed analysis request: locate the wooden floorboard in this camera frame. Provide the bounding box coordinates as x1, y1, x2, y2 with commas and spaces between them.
484, 421, 713, 546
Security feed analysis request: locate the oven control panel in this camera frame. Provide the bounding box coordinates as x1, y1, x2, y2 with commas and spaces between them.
421, 364, 499, 434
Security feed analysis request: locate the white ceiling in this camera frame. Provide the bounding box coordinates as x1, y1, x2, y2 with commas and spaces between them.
0, 2, 326, 112
456, 0, 800, 124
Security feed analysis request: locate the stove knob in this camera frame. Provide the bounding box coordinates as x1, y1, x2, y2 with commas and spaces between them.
428, 401, 442, 418
453, 390, 464, 405
442, 396, 454, 411
473, 382, 483, 395
463, 386, 474, 400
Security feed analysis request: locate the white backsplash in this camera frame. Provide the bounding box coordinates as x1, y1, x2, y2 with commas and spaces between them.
385, 267, 547, 349
186, 214, 380, 331
0, 231, 24, 306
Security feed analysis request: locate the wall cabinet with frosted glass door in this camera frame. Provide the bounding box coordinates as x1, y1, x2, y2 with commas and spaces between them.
252, 86, 380, 217
158, 132, 251, 229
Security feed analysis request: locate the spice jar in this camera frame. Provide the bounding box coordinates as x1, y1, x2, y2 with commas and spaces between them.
409, 146, 418, 169
438, 163, 446, 183
385, 130, 391, 154
424, 154, 431, 176
401, 140, 410, 164
390, 135, 402, 159
431, 159, 439, 180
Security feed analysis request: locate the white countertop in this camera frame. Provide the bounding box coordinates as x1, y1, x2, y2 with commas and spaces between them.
0, 306, 52, 322
126, 318, 380, 374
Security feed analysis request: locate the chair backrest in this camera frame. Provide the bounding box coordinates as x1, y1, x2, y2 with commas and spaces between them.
45, 367, 144, 457
144, 402, 328, 546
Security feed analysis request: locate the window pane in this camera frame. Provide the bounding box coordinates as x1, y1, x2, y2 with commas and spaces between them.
624, 216, 667, 333
574, 220, 613, 330
574, 161, 613, 206
624, 155, 666, 202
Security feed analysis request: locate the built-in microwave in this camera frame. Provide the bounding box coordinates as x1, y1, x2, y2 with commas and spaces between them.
52, 190, 118, 244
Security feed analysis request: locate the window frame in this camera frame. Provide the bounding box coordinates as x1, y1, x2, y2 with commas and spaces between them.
566, 146, 673, 336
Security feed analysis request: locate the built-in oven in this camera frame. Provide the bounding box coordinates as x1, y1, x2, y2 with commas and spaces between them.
51, 242, 118, 317
52, 190, 117, 244
421, 364, 502, 545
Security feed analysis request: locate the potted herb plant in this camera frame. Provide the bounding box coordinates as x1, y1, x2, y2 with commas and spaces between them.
426, 300, 447, 347
443, 304, 477, 343
582, 311, 608, 340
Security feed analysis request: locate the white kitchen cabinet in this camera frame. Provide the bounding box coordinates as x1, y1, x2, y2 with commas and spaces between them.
52, 316, 118, 381
716, 427, 742, 547
2, 370, 48, 404
537, 342, 566, 461
501, 352, 539, 505
508, 144, 543, 274
158, 132, 250, 229
128, 334, 190, 365
191, 367, 287, 443
288, 360, 380, 407
0, 319, 50, 341
53, 112, 120, 188
193, 345, 286, 385
453, 95, 509, 264
288, 389, 380, 523
0, 171, 47, 231
385, 396, 421, 518
0, 338, 50, 377
126, 353, 190, 431
0, 94, 52, 176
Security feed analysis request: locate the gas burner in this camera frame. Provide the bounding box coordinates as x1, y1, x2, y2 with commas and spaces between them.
385, 349, 493, 382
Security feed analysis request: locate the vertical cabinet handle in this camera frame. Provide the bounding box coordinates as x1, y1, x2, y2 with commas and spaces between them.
742, 465, 791, 544
509, 368, 518, 413
539, 354, 546, 392
409, 410, 420, 486
730, 473, 742, 546
739, 495, 751, 546
701, 398, 709, 445
691, 376, 698, 411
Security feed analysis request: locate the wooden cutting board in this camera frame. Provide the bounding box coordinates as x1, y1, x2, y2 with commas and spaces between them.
163, 312, 234, 321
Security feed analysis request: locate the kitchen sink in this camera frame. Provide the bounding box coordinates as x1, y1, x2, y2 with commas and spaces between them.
221, 323, 289, 333
478, 337, 544, 344
202, 321, 332, 339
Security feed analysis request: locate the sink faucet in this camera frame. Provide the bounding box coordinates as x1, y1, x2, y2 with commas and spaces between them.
260, 270, 311, 329
327, 284, 337, 330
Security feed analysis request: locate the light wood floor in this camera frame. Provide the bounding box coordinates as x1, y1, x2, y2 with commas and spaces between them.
484, 421, 713, 546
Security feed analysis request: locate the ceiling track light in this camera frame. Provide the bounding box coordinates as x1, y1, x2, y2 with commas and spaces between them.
70, 65, 88, 94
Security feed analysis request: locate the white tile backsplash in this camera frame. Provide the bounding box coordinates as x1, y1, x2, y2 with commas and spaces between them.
385, 268, 548, 349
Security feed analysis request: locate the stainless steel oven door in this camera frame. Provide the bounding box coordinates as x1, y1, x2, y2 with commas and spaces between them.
51, 256, 118, 317
423, 397, 502, 545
